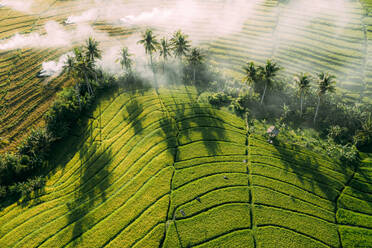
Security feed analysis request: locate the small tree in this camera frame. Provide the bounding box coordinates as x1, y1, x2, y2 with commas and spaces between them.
159, 37, 171, 72
258, 60, 280, 105
314, 72, 336, 124
116, 47, 133, 76
170, 30, 191, 61
187, 47, 205, 84
137, 29, 159, 69
84, 37, 101, 63
243, 61, 260, 94
294, 72, 311, 117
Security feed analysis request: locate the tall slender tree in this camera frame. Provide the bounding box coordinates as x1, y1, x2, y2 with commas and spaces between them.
187, 47, 204, 84
137, 29, 159, 69
313, 72, 336, 124
65, 47, 96, 96
170, 30, 190, 61
243, 61, 259, 93
85, 37, 101, 62
159, 37, 171, 72
294, 72, 311, 117
116, 47, 132, 75
258, 60, 280, 105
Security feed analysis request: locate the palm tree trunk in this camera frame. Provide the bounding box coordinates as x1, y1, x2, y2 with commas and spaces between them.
75, 83, 81, 108
300, 91, 303, 117
193, 67, 196, 84
150, 54, 158, 88
84, 73, 93, 96
314, 95, 321, 124
260, 81, 268, 105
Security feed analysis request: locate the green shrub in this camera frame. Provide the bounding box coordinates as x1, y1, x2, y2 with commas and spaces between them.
208, 92, 231, 107
18, 128, 53, 164
44, 87, 89, 139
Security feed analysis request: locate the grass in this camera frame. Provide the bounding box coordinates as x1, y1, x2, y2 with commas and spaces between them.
255, 205, 340, 247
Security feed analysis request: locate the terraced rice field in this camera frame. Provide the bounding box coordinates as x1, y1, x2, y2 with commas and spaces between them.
209, 0, 372, 102
0, 85, 370, 247
1, 0, 372, 151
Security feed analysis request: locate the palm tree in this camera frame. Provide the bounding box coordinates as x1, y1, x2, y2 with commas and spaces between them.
243, 61, 259, 93
68, 47, 96, 96
294, 72, 311, 117
85, 37, 101, 62
313, 72, 336, 124
137, 29, 159, 69
116, 47, 132, 75
63, 55, 76, 78
159, 37, 171, 72
258, 60, 280, 105
170, 30, 191, 61
63, 53, 82, 105
187, 47, 204, 83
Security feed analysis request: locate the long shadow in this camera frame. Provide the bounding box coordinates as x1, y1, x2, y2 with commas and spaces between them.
0, 87, 119, 211
124, 98, 144, 136
270, 138, 352, 202
256, 138, 357, 246
159, 87, 228, 158
344, 156, 372, 209
66, 139, 112, 247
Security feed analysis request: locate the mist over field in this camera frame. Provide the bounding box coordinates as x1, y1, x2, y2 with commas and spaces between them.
0, 0, 363, 79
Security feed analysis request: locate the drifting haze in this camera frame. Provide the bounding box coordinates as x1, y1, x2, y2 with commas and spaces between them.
0, 0, 359, 82
0, 0, 33, 12
0, 21, 107, 50
40, 53, 73, 77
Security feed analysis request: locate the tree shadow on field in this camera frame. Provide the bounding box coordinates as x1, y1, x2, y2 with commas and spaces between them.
66, 139, 113, 247
270, 138, 353, 203
124, 98, 144, 136
160, 87, 228, 160
0, 88, 119, 211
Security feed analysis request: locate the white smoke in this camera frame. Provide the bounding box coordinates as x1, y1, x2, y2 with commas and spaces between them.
64, 9, 98, 25
96, 46, 122, 75
39, 53, 73, 77
0, 21, 106, 51
116, 0, 261, 38
120, 8, 172, 26
0, 0, 33, 12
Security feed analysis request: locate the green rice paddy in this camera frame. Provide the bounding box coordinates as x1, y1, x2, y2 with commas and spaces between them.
0, 85, 370, 247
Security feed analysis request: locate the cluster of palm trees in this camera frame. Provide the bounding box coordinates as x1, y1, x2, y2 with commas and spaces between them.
243, 60, 336, 124
63, 37, 102, 103
243, 60, 280, 105
118, 29, 205, 84
295, 72, 336, 124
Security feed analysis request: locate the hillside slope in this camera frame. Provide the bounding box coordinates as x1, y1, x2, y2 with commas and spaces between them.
0, 86, 370, 247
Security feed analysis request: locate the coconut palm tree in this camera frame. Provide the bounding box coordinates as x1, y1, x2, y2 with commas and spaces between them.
243, 61, 259, 93
187, 47, 204, 84
85, 37, 101, 63
258, 60, 280, 105
63, 55, 76, 78
69, 47, 95, 96
116, 47, 132, 75
313, 72, 336, 124
294, 72, 311, 117
170, 30, 190, 61
137, 29, 159, 69
159, 37, 171, 72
